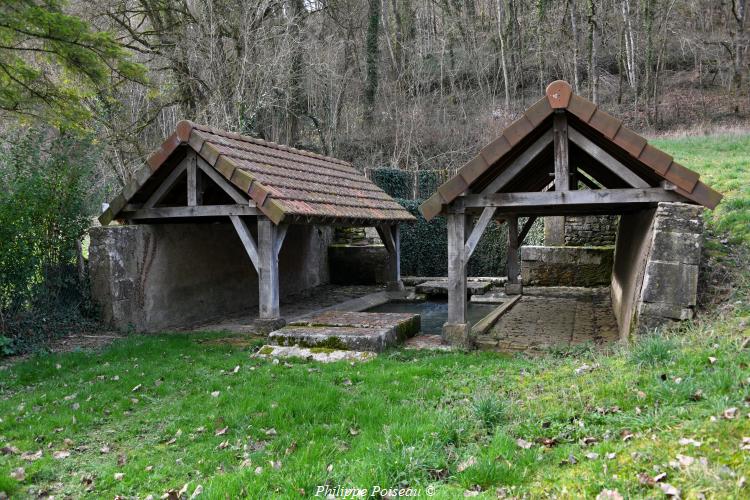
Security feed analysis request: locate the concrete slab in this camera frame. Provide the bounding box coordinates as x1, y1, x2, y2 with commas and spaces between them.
403, 335, 453, 351
470, 291, 508, 304
269, 311, 420, 352
254, 344, 376, 363
416, 280, 492, 297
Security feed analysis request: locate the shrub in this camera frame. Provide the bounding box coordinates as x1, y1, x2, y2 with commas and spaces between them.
0, 127, 100, 353
371, 168, 413, 199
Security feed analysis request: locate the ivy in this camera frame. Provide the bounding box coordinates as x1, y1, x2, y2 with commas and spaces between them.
371, 168, 413, 199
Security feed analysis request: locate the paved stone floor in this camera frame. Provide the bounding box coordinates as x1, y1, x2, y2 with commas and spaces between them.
476, 287, 620, 353
195, 284, 385, 333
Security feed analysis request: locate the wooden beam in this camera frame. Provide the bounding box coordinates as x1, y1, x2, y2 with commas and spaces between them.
553, 111, 570, 191
121, 204, 258, 219
196, 157, 249, 204
481, 129, 553, 194
506, 216, 520, 285
376, 224, 401, 283
577, 170, 602, 190
463, 188, 683, 210
258, 217, 280, 320
568, 127, 650, 188
447, 212, 468, 325
144, 161, 188, 208
464, 207, 497, 259
187, 152, 202, 206
229, 215, 259, 272
274, 224, 288, 258
518, 216, 538, 245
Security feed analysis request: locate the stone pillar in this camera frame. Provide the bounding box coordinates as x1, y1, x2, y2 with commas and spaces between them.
635, 202, 704, 334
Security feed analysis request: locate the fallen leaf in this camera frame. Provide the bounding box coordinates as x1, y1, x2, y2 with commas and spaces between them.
21, 450, 42, 461
190, 485, 203, 499
239, 459, 252, 468
232, 365, 240, 374
270, 460, 281, 470
538, 437, 558, 447
638, 472, 666, 486
326, 463, 333, 473
516, 438, 533, 449
10, 467, 25, 481
342, 379, 353, 386
724, 407, 739, 419
285, 441, 297, 455
349, 427, 360, 436
211, 391, 220, 398
464, 491, 480, 497
114, 472, 124, 481
596, 489, 623, 500
606, 453, 617, 460
145, 465, 154, 472
708, 357, 717, 364
621, 430, 634, 442
215, 427, 228, 436
254, 466, 263, 475
217, 440, 229, 450
741, 437, 750, 451
585, 452, 599, 460
457, 456, 477, 472
676, 454, 695, 468
581, 436, 597, 446
53, 450, 70, 459
691, 390, 704, 401
1, 445, 19, 455
678, 438, 702, 447
659, 483, 680, 497
131, 384, 142, 392
265, 428, 277, 437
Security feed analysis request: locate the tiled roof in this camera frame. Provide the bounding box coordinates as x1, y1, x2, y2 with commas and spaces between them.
101, 121, 415, 225
420, 80, 723, 221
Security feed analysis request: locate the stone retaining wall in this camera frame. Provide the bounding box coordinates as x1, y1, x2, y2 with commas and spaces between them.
89, 222, 332, 331
521, 246, 615, 286
611, 202, 704, 338
564, 215, 619, 246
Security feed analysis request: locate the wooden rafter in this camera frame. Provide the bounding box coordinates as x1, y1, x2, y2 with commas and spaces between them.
229, 215, 260, 272
480, 129, 553, 194
121, 205, 258, 220
569, 127, 650, 188
144, 161, 188, 209
464, 207, 497, 259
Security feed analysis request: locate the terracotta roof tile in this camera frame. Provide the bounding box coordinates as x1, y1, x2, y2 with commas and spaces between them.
103, 121, 414, 225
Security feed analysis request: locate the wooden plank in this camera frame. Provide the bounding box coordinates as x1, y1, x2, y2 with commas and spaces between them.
274, 224, 288, 258
186, 152, 202, 206
471, 295, 521, 336
144, 160, 188, 209
464, 207, 497, 259
196, 157, 249, 204
577, 170, 602, 190
392, 224, 401, 282
258, 217, 281, 320
518, 216, 538, 245
376, 225, 397, 254
481, 129, 553, 195
447, 212, 467, 325
568, 127, 650, 188
229, 215, 259, 272
121, 205, 258, 219
464, 188, 683, 210
506, 216, 520, 284
553, 111, 570, 191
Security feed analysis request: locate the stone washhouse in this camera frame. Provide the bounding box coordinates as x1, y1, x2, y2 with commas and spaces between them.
420, 80, 722, 347
90, 121, 415, 333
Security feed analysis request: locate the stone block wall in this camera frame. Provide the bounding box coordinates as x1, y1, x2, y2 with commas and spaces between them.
89, 222, 332, 331
610, 202, 704, 338
521, 246, 614, 286
564, 215, 619, 246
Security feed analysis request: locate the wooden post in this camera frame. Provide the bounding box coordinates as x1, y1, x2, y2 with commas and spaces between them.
187, 152, 202, 206
376, 224, 403, 289
258, 216, 280, 320
546, 111, 570, 245
392, 224, 401, 285
446, 210, 467, 325
505, 215, 522, 295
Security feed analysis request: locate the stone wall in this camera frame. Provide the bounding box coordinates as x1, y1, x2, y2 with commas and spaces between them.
521, 246, 614, 286
328, 244, 392, 285
89, 222, 332, 331
564, 215, 619, 246
610, 202, 704, 339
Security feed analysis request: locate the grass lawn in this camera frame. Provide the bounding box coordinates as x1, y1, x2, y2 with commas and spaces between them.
1, 134, 750, 499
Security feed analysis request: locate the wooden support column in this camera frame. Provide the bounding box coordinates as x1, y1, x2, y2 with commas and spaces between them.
545, 111, 570, 245
258, 216, 281, 320
446, 209, 468, 330
505, 215, 522, 295
376, 224, 402, 289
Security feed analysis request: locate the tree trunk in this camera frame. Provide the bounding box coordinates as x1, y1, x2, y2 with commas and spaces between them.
587, 0, 598, 103
570, 0, 580, 93
364, 0, 381, 124
495, 0, 511, 109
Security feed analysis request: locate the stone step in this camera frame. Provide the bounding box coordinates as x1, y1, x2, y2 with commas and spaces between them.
255, 344, 376, 363
269, 311, 420, 352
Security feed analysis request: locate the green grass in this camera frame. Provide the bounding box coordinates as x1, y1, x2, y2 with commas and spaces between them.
652, 133, 750, 244
1, 134, 750, 498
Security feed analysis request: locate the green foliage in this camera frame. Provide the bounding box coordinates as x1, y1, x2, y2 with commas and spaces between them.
0, 127, 99, 352
371, 168, 413, 199
416, 170, 444, 198
0, 0, 146, 129
473, 394, 507, 430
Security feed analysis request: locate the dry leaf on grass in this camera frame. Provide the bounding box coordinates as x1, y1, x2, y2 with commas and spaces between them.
724, 407, 739, 419
10, 467, 25, 481
21, 450, 42, 461
659, 483, 681, 497
53, 450, 70, 459
211, 391, 220, 398
516, 438, 533, 449
596, 490, 623, 500
114, 472, 124, 481
215, 427, 228, 436
678, 438, 702, 447
457, 456, 477, 472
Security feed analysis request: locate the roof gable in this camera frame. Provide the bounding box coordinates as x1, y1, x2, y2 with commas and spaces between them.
101, 121, 415, 225
420, 81, 722, 221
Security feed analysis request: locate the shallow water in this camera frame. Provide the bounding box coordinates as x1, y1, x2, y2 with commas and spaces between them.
366, 300, 497, 334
